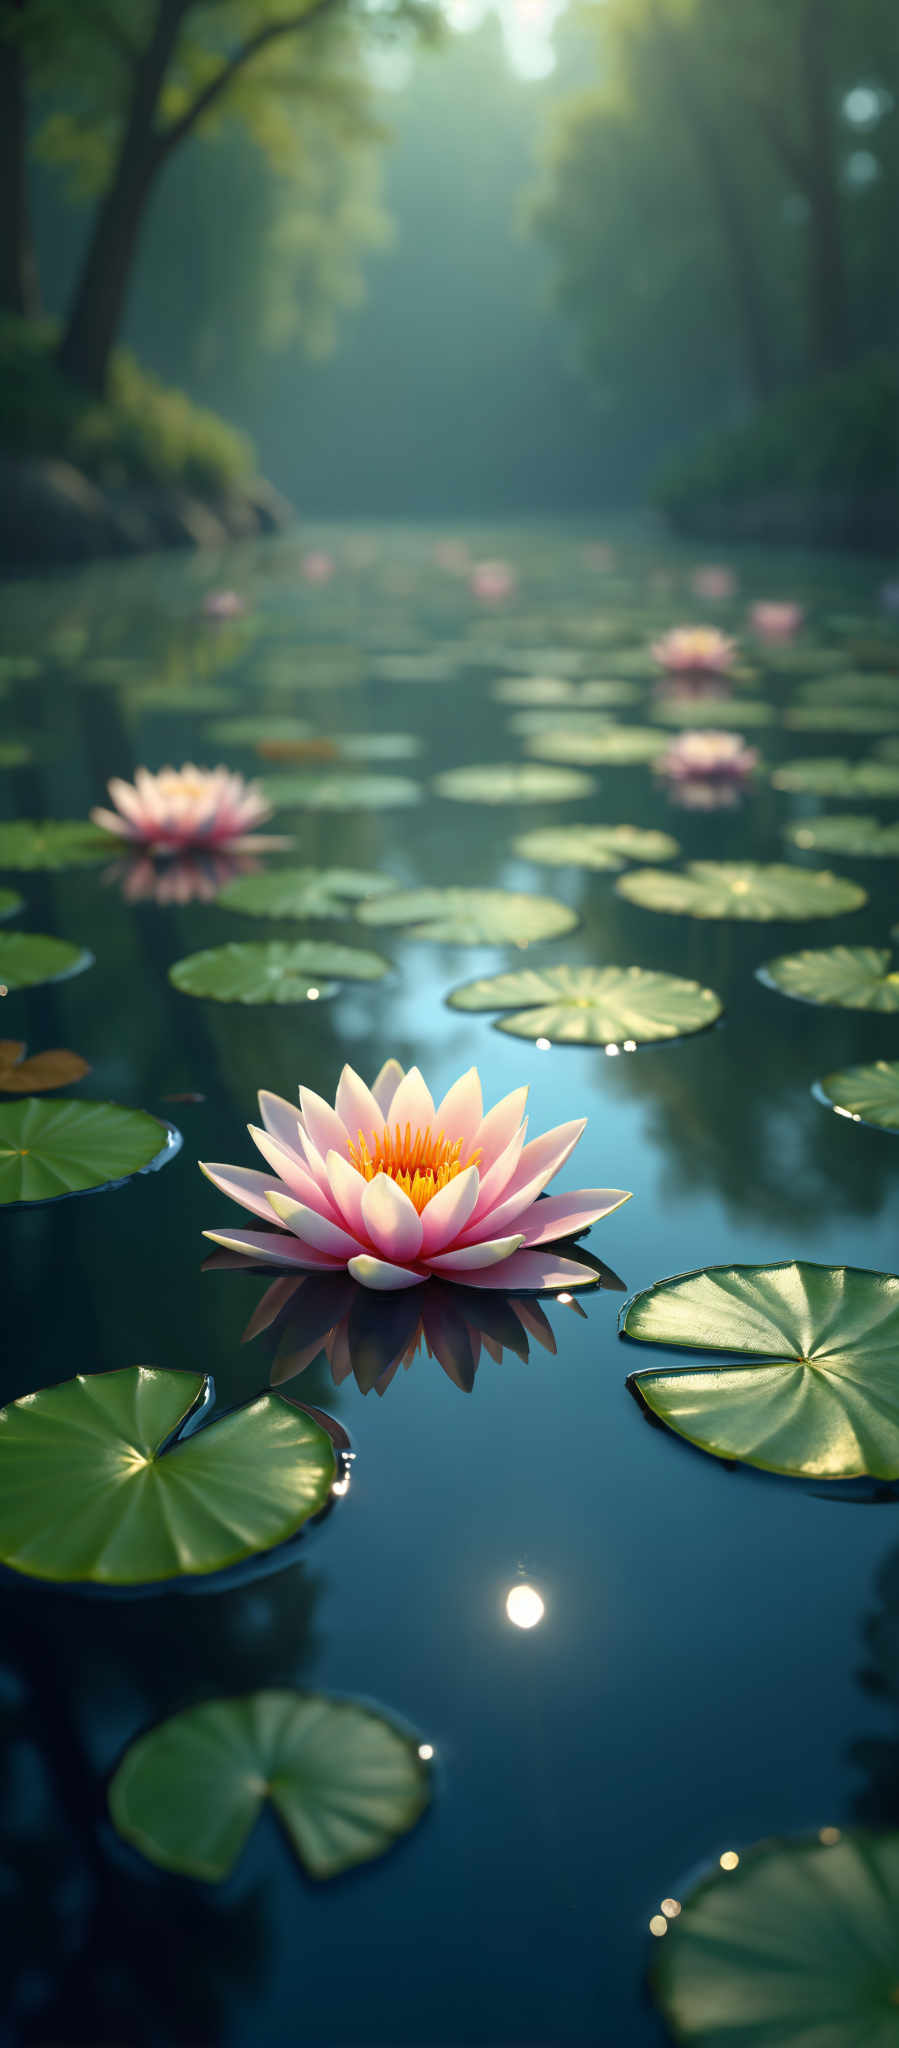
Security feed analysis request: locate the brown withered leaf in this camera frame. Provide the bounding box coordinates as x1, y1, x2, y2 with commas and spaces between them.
255, 737, 340, 763
0, 1040, 91, 1092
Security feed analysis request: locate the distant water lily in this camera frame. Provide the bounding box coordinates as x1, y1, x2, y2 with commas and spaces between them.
202, 1060, 630, 1291
691, 564, 736, 601
91, 765, 283, 855
301, 550, 336, 584
434, 538, 471, 574
652, 626, 737, 676
470, 560, 516, 603
750, 600, 804, 641
655, 728, 758, 810
202, 588, 246, 619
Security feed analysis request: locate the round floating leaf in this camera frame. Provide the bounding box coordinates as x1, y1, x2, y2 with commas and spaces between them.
0, 1042, 90, 1094
656, 696, 772, 727
217, 867, 398, 921
0, 1368, 335, 1583
817, 1060, 899, 1132
0, 932, 93, 990
0, 888, 23, 922
785, 815, 899, 858
448, 963, 722, 1044
0, 741, 31, 767
209, 715, 313, 748
357, 886, 577, 945
513, 824, 680, 872
760, 945, 899, 1011
785, 701, 898, 732
109, 1690, 430, 1882
433, 763, 596, 804
615, 861, 865, 921
799, 669, 899, 702
0, 1097, 176, 1202
493, 676, 639, 708
526, 723, 669, 765
262, 773, 421, 811
0, 820, 110, 869
170, 939, 388, 1002
0, 655, 41, 682
258, 648, 366, 690
773, 757, 899, 798
623, 1260, 899, 1478
652, 1829, 899, 2046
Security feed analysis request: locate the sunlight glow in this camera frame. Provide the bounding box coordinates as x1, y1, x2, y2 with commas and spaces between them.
505, 1583, 545, 1628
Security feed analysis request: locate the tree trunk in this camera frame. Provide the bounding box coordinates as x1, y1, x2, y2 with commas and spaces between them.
800, 0, 851, 373
0, 24, 40, 318
56, 0, 188, 397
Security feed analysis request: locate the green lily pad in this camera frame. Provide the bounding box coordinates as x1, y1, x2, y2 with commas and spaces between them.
0, 932, 93, 990
526, 723, 669, 765
0, 1097, 176, 1202
259, 647, 366, 690
493, 676, 639, 708
656, 696, 772, 727
0, 742, 31, 768
0, 655, 41, 681
784, 702, 898, 732
651, 1829, 899, 2045
784, 815, 899, 858
217, 867, 398, 921
759, 945, 899, 1011
816, 1060, 899, 1132
448, 963, 722, 1044
512, 824, 680, 871
209, 715, 314, 747
799, 669, 899, 701
0, 888, 23, 922
357, 886, 577, 945
0, 1368, 335, 1583
170, 939, 388, 1002
433, 763, 596, 804
108, 1689, 430, 1881
615, 861, 865, 921
262, 773, 421, 811
0, 820, 110, 869
622, 1260, 899, 1478
773, 757, 899, 798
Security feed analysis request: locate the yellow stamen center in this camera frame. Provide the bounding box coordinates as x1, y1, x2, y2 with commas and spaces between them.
346, 1122, 480, 1214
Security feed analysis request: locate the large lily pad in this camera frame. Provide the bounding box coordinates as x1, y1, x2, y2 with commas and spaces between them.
0, 1097, 177, 1203
759, 945, 899, 1011
798, 669, 899, 702
170, 938, 389, 1002
784, 815, 899, 858
262, 773, 420, 811
0, 1368, 335, 1583
773, 757, 899, 798
0, 1041, 90, 1094
0, 932, 93, 990
512, 824, 680, 871
651, 1829, 899, 2046
448, 963, 722, 1044
0, 820, 110, 869
623, 1260, 899, 1478
0, 888, 23, 922
656, 696, 772, 727
209, 715, 313, 748
357, 886, 577, 945
109, 1690, 430, 1881
784, 701, 898, 732
526, 723, 669, 765
217, 867, 397, 921
615, 861, 865, 921
0, 742, 31, 767
816, 1060, 899, 1132
433, 763, 596, 804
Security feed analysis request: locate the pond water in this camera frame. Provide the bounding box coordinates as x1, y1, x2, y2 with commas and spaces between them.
2, 524, 899, 2046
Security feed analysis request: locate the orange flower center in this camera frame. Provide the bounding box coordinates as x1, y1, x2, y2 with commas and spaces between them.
346, 1122, 480, 1214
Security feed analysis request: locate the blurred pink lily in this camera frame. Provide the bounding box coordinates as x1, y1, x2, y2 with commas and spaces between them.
691, 564, 736, 601
750, 600, 804, 641
202, 588, 246, 619
91, 764, 286, 854
470, 559, 516, 603
652, 626, 737, 676
655, 729, 758, 810
201, 1059, 630, 1292
301, 550, 336, 584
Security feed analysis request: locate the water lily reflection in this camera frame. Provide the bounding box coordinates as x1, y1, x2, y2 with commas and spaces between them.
205, 1250, 623, 1396
102, 848, 266, 904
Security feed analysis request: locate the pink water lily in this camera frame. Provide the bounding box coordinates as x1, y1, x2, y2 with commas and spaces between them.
470, 559, 516, 603
202, 588, 246, 618
201, 1060, 630, 1292
652, 626, 737, 676
655, 729, 758, 810
749, 600, 804, 641
90, 764, 285, 855
691, 564, 736, 601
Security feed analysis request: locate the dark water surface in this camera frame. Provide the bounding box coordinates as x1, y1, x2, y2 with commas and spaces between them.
2, 526, 898, 2046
